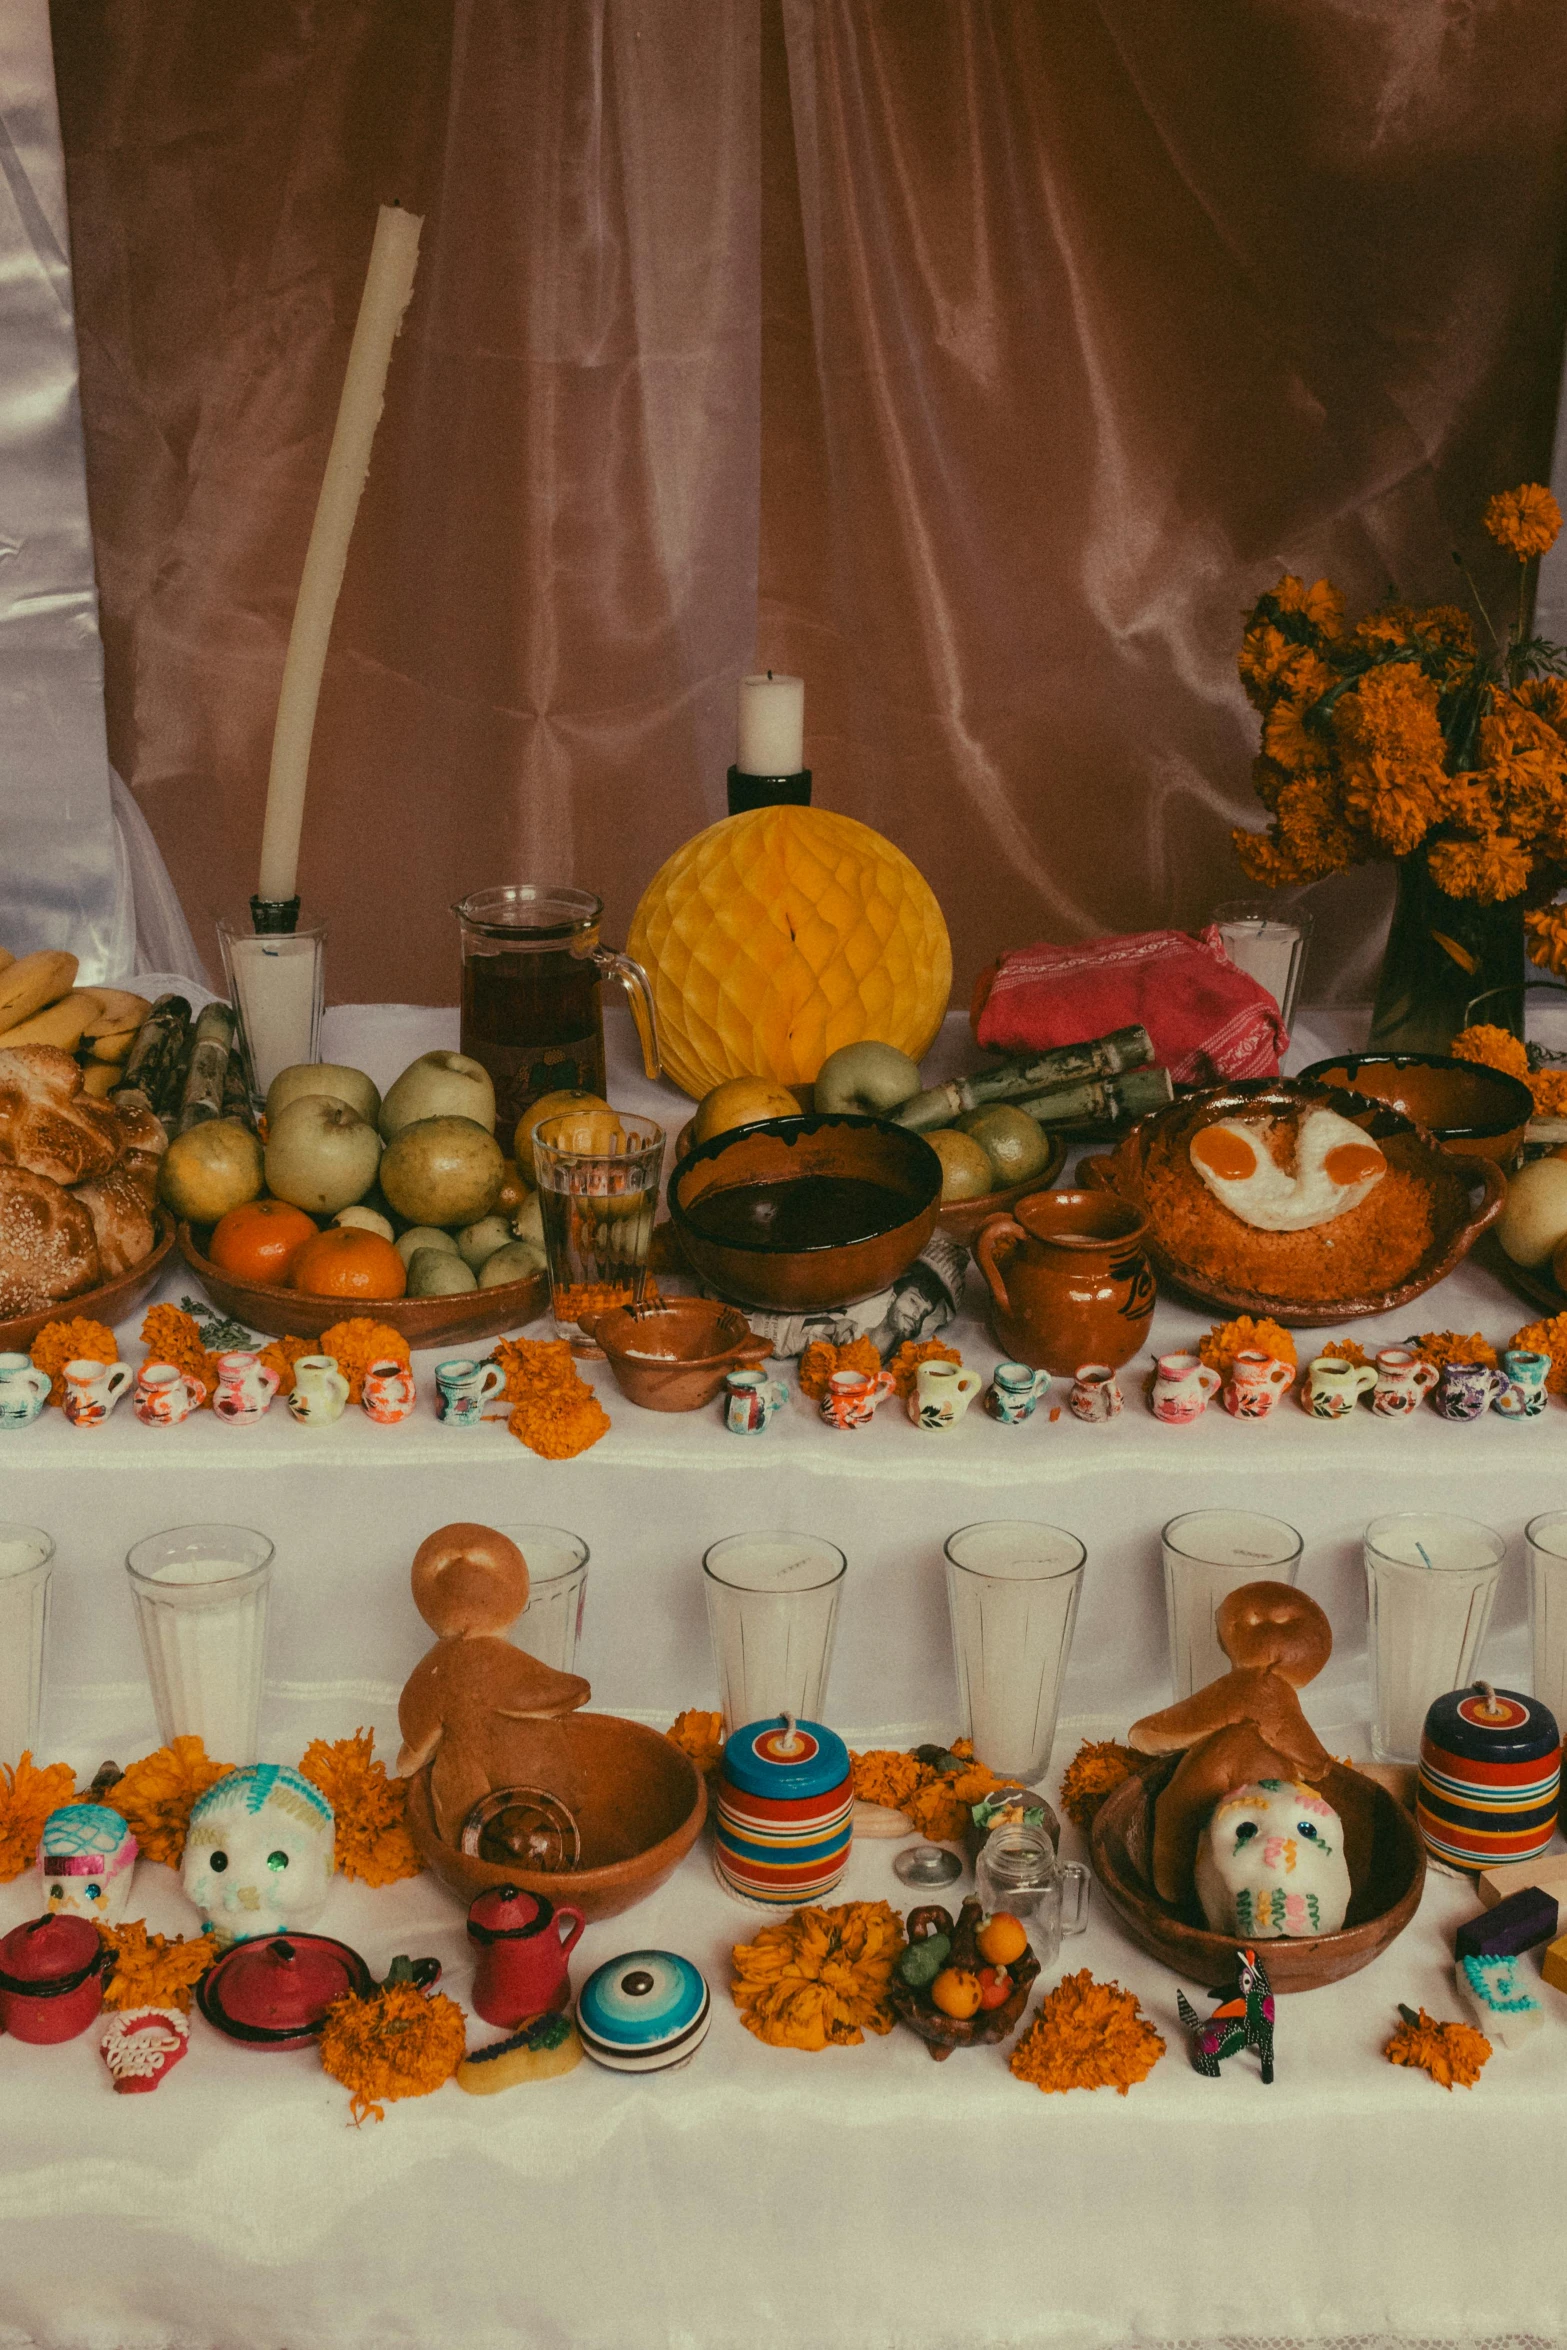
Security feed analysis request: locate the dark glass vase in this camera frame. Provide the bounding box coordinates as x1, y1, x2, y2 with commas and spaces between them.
1369, 855, 1525, 1053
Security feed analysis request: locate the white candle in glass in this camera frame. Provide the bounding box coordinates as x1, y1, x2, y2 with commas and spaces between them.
222, 921, 324, 1095
736, 673, 805, 776
1364, 1513, 1505, 1764
944, 1521, 1086, 1782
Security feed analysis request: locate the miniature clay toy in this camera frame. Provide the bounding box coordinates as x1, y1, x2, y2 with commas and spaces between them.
1417, 1684, 1561, 1874
100, 2007, 190, 2093
181, 1765, 336, 1950
576, 1949, 712, 2072
467, 1883, 585, 2029
1455, 1953, 1543, 2049
396, 1523, 592, 1844
456, 2011, 583, 2094
37, 1802, 137, 1925
1454, 1885, 1558, 1963
1542, 1933, 1567, 1995
1479, 1854, 1567, 1910
1176, 1944, 1275, 2082
1194, 1779, 1351, 1940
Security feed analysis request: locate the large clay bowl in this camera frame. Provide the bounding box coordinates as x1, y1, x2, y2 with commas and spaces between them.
0, 1211, 174, 1354
177, 1221, 549, 1346
668, 1114, 942, 1312
1298, 1051, 1532, 1170
584, 1296, 772, 1410
1090, 1755, 1425, 1994
407, 1712, 707, 1922
1079, 1080, 1505, 1326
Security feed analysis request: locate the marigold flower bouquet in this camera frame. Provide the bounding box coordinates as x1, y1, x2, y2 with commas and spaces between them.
1233, 485, 1567, 1049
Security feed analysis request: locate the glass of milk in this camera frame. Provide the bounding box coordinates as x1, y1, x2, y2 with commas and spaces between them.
1161, 1510, 1303, 1699
493, 1524, 590, 1676
0, 1526, 55, 1764
1364, 1513, 1505, 1763
125, 1525, 275, 1763
943, 1521, 1087, 1783
702, 1533, 847, 1733
1525, 1512, 1567, 1737
1210, 898, 1312, 1032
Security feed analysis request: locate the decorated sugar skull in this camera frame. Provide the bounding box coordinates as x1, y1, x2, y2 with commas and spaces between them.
181, 1765, 335, 1950
37, 1802, 137, 1925
1194, 1777, 1351, 1940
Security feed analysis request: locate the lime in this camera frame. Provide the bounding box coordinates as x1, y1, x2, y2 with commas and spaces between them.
927, 1129, 994, 1203
958, 1104, 1052, 1188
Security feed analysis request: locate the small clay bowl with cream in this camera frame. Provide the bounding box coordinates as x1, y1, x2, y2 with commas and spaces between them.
581, 1296, 773, 1412
1297, 1052, 1533, 1170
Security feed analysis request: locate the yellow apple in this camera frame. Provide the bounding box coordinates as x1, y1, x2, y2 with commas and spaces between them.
693, 1076, 801, 1146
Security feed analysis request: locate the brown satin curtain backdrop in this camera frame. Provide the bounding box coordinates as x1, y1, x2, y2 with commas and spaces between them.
50, 0, 1567, 1012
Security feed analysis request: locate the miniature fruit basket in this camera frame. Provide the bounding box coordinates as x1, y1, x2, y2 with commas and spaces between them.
888, 1896, 1040, 2061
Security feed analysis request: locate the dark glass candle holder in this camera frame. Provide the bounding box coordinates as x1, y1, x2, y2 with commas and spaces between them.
726, 767, 812, 816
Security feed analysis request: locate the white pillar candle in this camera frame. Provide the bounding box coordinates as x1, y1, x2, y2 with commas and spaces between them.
736, 672, 805, 776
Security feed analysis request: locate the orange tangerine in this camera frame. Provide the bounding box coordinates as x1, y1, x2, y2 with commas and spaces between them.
976, 1913, 1029, 1967
930, 1967, 983, 2021
208, 1198, 318, 1286
289, 1226, 407, 1301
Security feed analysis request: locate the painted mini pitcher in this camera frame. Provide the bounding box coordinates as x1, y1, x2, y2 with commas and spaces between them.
361, 1357, 417, 1424
1222, 1349, 1293, 1420
287, 1355, 351, 1427
987, 1362, 1050, 1424
1303, 1355, 1377, 1420
62, 1357, 132, 1428
1494, 1347, 1550, 1420
1069, 1364, 1121, 1423
211, 1350, 280, 1428
908, 1359, 982, 1431
435, 1358, 507, 1426
723, 1368, 789, 1433
467, 1883, 585, 2030
134, 1361, 206, 1428
1371, 1346, 1438, 1419
0, 1352, 50, 1429
1150, 1351, 1221, 1426
819, 1367, 895, 1430
1434, 1359, 1504, 1422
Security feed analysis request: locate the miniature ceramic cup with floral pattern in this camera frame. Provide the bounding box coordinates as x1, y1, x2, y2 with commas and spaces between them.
1069, 1364, 1122, 1423
987, 1362, 1050, 1423
287, 1356, 351, 1427
211, 1351, 280, 1427
1370, 1346, 1438, 1419
1303, 1355, 1377, 1420
908, 1359, 982, 1431
1150, 1351, 1222, 1425
1434, 1359, 1504, 1422
62, 1358, 133, 1428
723, 1368, 789, 1433
435, 1359, 506, 1426
819, 1368, 895, 1429
1493, 1348, 1550, 1420
0, 1353, 51, 1430
1222, 1350, 1293, 1420
361, 1358, 417, 1424
133, 1362, 207, 1428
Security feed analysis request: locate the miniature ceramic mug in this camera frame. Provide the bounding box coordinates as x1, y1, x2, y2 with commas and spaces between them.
361, 1358, 417, 1424
133, 1361, 206, 1427
434, 1358, 507, 1426
211, 1350, 281, 1427
287, 1355, 351, 1427
1370, 1346, 1438, 1419
1493, 1347, 1550, 1420
1069, 1364, 1122, 1423
1222, 1350, 1293, 1420
62, 1358, 133, 1428
0, 1352, 51, 1430
1150, 1351, 1221, 1426
1303, 1355, 1377, 1420
819, 1368, 895, 1430
908, 1360, 982, 1431
723, 1368, 789, 1433
1434, 1359, 1504, 1422
987, 1362, 1050, 1423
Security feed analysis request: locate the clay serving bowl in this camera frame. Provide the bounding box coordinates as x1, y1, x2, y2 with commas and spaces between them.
408, 1712, 706, 1922
583, 1296, 772, 1411
1079, 1080, 1505, 1326
177, 1221, 549, 1346
1090, 1755, 1424, 1994
0, 1210, 174, 1355
667, 1114, 943, 1312
1298, 1051, 1533, 1169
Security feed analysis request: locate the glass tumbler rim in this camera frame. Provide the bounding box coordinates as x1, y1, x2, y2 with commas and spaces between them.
944, 1520, 1087, 1581
703, 1531, 847, 1594
532, 1115, 664, 1163
487, 1524, 590, 1583
453, 883, 604, 936
0, 1524, 54, 1579
125, 1524, 275, 1592
1364, 1511, 1506, 1571
1526, 1509, 1567, 1562
1160, 1508, 1303, 1568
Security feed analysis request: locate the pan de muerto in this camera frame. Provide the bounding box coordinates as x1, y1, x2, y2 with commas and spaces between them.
0, 1166, 100, 1316
0, 1046, 121, 1185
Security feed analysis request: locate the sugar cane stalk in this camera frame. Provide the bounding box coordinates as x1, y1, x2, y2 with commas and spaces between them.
176, 1003, 237, 1133
111, 994, 192, 1119
893, 1024, 1155, 1131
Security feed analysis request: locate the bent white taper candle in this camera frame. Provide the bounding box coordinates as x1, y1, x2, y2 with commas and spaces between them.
257, 203, 423, 903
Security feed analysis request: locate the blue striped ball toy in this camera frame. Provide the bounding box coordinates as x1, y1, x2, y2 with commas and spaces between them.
715, 1714, 854, 1907
1417, 1684, 1561, 1875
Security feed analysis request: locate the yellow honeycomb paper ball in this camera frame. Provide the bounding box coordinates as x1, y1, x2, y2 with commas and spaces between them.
628, 806, 953, 1101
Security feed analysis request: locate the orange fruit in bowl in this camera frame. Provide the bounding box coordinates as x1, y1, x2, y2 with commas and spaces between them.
929, 1967, 983, 2021
976, 1912, 1028, 1967
289, 1226, 408, 1301
208, 1198, 319, 1285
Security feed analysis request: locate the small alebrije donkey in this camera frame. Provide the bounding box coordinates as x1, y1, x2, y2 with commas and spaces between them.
1176, 1945, 1275, 2083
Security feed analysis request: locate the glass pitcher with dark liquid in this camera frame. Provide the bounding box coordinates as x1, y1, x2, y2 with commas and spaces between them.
454, 886, 661, 1132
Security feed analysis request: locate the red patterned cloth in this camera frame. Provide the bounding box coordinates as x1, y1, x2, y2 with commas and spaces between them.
971, 926, 1286, 1084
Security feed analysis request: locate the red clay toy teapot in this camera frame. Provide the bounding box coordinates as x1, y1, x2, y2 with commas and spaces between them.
0, 1912, 106, 2044
467, 1883, 585, 2029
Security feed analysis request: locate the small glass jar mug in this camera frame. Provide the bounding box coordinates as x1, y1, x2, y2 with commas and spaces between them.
974, 1823, 1089, 1969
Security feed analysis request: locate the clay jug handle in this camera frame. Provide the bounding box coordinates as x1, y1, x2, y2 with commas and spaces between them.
975, 1214, 1026, 1315
556, 1905, 586, 1958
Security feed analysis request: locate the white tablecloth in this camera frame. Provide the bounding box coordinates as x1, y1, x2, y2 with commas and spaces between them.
3, 1003, 1566, 2350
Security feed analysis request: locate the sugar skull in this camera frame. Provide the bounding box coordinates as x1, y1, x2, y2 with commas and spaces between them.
37, 1802, 138, 1925
1194, 1777, 1351, 1940
1456, 1952, 1544, 2050
181, 1765, 335, 1949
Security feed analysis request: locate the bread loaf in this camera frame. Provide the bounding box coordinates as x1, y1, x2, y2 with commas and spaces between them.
0, 1046, 122, 1185
0, 1167, 100, 1316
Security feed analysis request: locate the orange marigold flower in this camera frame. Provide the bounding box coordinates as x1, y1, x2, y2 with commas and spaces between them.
1528, 1066, 1567, 1116
667, 1709, 726, 1784
1411, 1330, 1498, 1373
98, 1919, 219, 2013
851, 1747, 926, 1811
1385, 2002, 1490, 2089
1483, 484, 1562, 562
100, 1737, 231, 1867
1271, 574, 1345, 637
1320, 1338, 1371, 1367
1428, 834, 1532, 904
731, 1900, 905, 2051
1514, 676, 1567, 737
139, 1304, 219, 1404
1262, 695, 1332, 775
886, 1337, 963, 1399
300, 1729, 422, 1887
319, 1976, 469, 2124
1059, 1739, 1136, 1832
796, 1335, 881, 1401
1199, 1316, 1297, 1380
1010, 1969, 1165, 2094
317, 1320, 410, 1406
30, 1317, 117, 1406
1511, 1314, 1567, 1394
1451, 1023, 1531, 1079
1526, 905, 1567, 979
0, 1752, 76, 1881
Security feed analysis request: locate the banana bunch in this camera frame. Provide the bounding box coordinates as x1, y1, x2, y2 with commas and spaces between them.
0, 947, 151, 1098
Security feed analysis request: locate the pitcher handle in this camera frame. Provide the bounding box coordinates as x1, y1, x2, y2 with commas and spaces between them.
555, 1904, 586, 1959
975, 1214, 1026, 1315
477, 1363, 508, 1403
1195, 1365, 1222, 1402
1412, 1359, 1439, 1397
1059, 1862, 1090, 1936
594, 948, 661, 1082
954, 1369, 983, 1401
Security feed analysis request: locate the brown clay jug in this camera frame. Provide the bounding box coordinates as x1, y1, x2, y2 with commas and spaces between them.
975, 1190, 1155, 1374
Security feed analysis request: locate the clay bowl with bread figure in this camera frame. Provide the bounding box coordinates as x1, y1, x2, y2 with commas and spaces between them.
1091, 1753, 1424, 1994
0, 1209, 174, 1355
407, 1713, 706, 1921
1078, 1080, 1504, 1326
177, 1221, 549, 1346
1297, 1052, 1532, 1170
667, 1114, 943, 1313
582, 1296, 772, 1411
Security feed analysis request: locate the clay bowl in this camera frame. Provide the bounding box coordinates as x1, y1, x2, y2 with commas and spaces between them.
407, 1711, 707, 1922
935, 1136, 1069, 1245
1079, 1080, 1505, 1326
667, 1113, 943, 1312
584, 1296, 772, 1411
0, 1210, 174, 1354
888, 1902, 1043, 2061
1090, 1754, 1425, 1994
177, 1221, 549, 1346
1297, 1051, 1533, 1170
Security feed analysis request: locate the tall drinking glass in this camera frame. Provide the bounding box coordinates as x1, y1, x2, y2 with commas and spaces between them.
0, 1526, 54, 1764
495, 1524, 590, 1676
1162, 1510, 1302, 1699
533, 1113, 664, 1335
1525, 1512, 1567, 1733
703, 1533, 847, 1732
1364, 1512, 1505, 1763
943, 1522, 1086, 1783
125, 1526, 274, 1763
